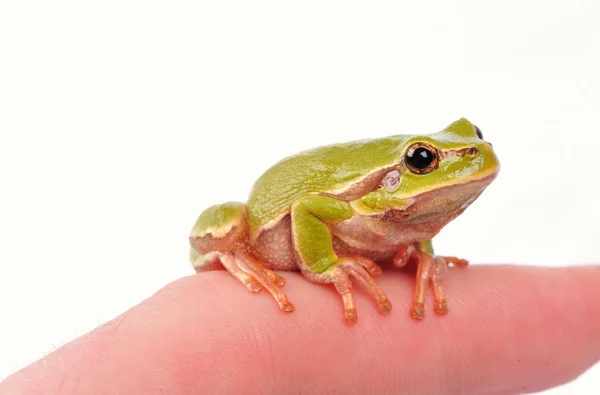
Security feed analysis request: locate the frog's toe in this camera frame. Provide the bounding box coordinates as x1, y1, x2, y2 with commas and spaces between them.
355, 255, 383, 277
393, 245, 416, 268
434, 299, 448, 315
245, 279, 263, 293
265, 269, 287, 287
281, 301, 296, 313
442, 256, 469, 268
379, 299, 393, 315
214, 252, 261, 293
410, 302, 425, 320
409, 251, 461, 319
344, 308, 358, 325
340, 258, 390, 311
219, 251, 295, 313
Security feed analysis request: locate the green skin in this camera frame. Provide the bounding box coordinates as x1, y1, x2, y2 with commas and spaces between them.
190, 118, 500, 324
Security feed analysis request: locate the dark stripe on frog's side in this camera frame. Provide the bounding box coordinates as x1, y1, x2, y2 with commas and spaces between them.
333, 165, 398, 200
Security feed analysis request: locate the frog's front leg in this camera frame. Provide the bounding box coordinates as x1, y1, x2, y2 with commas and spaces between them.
291, 195, 392, 325
394, 240, 468, 320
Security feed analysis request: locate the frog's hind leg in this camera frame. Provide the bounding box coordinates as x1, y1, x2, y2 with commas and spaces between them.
190, 202, 294, 313
230, 251, 294, 311
191, 249, 262, 292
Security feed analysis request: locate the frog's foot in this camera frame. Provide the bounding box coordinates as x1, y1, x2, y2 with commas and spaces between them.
394, 246, 467, 320
440, 256, 469, 268
393, 242, 469, 269
306, 255, 391, 325
218, 251, 295, 313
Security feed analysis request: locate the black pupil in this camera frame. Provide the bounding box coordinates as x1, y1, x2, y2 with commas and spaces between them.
475, 125, 484, 139
408, 147, 434, 169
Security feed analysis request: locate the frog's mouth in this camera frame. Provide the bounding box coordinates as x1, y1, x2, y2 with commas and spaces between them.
381, 173, 496, 224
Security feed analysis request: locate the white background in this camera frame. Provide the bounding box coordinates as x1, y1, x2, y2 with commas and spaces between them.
1, 1, 599, 393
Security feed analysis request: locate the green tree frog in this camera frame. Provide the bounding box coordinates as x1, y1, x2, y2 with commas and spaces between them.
189, 118, 499, 325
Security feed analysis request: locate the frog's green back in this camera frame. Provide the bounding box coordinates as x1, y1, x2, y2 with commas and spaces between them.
247, 136, 408, 236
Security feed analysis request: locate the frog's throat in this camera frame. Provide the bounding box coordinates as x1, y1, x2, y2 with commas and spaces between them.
378, 172, 497, 224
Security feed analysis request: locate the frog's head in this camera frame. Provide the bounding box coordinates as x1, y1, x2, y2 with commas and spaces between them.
351, 118, 500, 224
396, 118, 500, 196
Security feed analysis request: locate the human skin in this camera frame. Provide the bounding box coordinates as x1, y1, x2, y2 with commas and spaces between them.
2, 265, 600, 395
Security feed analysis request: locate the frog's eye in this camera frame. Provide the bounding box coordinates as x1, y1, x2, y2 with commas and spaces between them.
404, 143, 439, 175
474, 125, 484, 140
382, 170, 400, 191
